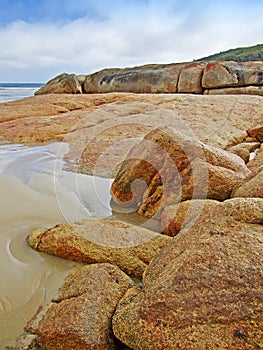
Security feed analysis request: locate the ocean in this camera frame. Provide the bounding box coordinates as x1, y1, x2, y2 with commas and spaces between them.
0, 82, 43, 103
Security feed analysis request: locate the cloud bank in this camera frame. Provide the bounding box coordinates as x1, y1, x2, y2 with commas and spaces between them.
0, 0, 262, 82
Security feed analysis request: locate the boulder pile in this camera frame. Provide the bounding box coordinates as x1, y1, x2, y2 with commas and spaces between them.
9, 123, 263, 349
113, 198, 263, 350
110, 127, 251, 218
9, 198, 263, 350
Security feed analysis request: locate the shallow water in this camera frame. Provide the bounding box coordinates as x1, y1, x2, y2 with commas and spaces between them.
0, 142, 113, 347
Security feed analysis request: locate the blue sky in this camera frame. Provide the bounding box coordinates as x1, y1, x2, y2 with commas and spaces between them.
0, 0, 262, 82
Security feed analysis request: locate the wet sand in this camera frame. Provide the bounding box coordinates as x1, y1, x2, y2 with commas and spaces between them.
0, 142, 113, 348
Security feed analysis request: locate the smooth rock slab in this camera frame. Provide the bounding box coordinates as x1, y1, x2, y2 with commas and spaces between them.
112, 198, 263, 350
27, 218, 171, 278
0, 94, 262, 174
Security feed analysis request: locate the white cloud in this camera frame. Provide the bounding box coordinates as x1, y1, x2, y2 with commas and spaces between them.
0, 0, 262, 82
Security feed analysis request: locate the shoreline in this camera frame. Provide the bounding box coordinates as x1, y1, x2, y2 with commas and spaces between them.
0, 141, 114, 348
0, 91, 262, 349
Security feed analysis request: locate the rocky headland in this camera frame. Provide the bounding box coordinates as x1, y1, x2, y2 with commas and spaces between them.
2, 60, 263, 349
35, 61, 263, 96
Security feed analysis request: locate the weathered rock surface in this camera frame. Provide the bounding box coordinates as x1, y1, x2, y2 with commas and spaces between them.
231, 166, 263, 198
76, 74, 87, 87
216, 197, 263, 223
161, 199, 219, 236
204, 85, 263, 96
83, 61, 206, 94
0, 93, 262, 177
247, 124, 263, 142
83, 64, 185, 93
27, 218, 171, 278
111, 127, 250, 218
35, 61, 263, 96
11, 263, 134, 350
112, 198, 263, 350
35, 73, 82, 95
202, 61, 263, 88
6, 334, 40, 350
162, 197, 263, 237
177, 62, 206, 93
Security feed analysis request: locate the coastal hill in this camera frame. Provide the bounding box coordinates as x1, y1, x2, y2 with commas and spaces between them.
196, 43, 263, 62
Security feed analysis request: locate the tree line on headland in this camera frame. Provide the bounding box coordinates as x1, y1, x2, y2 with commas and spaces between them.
196, 43, 263, 62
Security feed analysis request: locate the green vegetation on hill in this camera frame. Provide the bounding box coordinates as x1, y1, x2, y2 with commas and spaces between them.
196, 43, 263, 62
